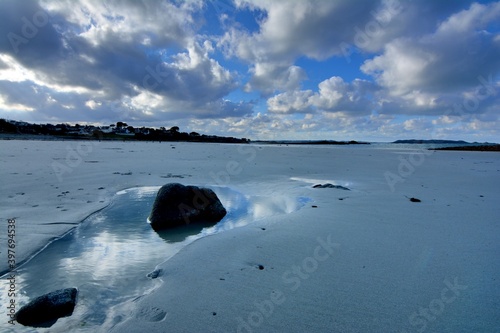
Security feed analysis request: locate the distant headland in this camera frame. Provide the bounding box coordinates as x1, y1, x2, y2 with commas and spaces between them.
392, 139, 470, 144
392, 139, 499, 151
0, 119, 249, 144
254, 140, 370, 145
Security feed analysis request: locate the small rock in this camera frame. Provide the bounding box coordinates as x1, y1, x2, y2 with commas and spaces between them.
15, 288, 78, 327
147, 269, 163, 279
313, 184, 350, 190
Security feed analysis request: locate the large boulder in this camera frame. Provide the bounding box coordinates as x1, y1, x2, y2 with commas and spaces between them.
148, 183, 227, 231
16, 288, 78, 327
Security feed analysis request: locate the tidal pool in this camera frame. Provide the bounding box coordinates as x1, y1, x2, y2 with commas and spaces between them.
0, 186, 307, 332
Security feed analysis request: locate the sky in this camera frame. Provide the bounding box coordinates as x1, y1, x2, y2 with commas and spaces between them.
0, 0, 499, 141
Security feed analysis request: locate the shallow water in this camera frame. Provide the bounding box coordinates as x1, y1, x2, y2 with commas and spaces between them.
0, 186, 307, 332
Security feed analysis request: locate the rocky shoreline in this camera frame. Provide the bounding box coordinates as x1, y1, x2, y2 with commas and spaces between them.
431, 145, 500, 152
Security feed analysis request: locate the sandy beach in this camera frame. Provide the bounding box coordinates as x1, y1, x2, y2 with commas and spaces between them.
1, 139, 499, 332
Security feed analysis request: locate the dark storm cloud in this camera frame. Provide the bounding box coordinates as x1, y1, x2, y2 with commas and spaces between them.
0, 0, 249, 123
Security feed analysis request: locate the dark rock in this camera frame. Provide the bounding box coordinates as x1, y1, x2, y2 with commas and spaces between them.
16, 288, 78, 327
313, 183, 350, 190
410, 197, 421, 203
148, 183, 227, 231
430, 144, 500, 152
147, 269, 163, 279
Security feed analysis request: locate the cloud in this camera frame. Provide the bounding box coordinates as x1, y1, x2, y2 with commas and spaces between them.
0, 0, 499, 141
41, 0, 198, 48
230, 0, 380, 61
0, 0, 252, 124
245, 64, 306, 95
362, 2, 500, 96
267, 89, 313, 114
266, 76, 377, 115
311, 77, 377, 114
219, 0, 384, 93
183, 110, 402, 141
258, 3, 500, 139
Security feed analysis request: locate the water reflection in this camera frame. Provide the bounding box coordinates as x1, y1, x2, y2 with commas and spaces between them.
156, 222, 216, 243
0, 186, 307, 332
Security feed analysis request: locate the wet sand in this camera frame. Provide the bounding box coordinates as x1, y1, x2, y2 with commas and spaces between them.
1, 140, 499, 332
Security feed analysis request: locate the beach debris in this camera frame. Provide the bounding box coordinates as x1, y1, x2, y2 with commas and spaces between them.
313, 183, 350, 190
160, 173, 186, 179
15, 288, 78, 328
149, 183, 226, 231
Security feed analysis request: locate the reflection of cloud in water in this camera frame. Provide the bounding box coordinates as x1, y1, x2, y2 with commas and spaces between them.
249, 195, 299, 218
60, 230, 179, 283
59, 186, 307, 291
200, 187, 308, 236
116, 186, 160, 199
0, 186, 308, 332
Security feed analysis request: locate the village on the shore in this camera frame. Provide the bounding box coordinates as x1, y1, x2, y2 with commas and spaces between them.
0, 119, 250, 143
